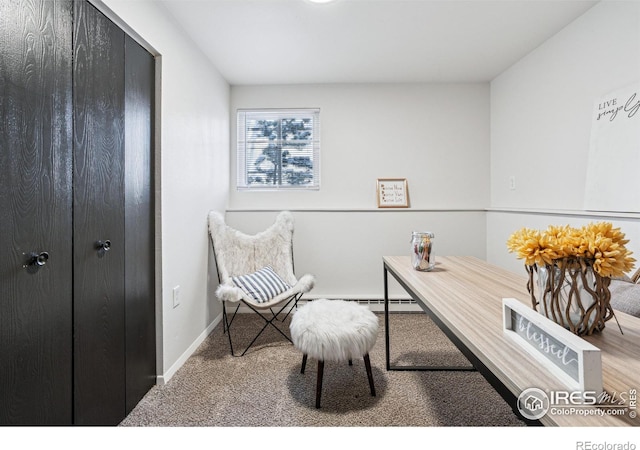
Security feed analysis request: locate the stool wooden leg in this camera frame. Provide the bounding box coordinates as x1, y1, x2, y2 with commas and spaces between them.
364, 354, 375, 397
316, 360, 324, 409
301, 354, 308, 374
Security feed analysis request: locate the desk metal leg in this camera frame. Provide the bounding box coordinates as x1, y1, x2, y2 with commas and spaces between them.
384, 265, 390, 370
384, 264, 475, 372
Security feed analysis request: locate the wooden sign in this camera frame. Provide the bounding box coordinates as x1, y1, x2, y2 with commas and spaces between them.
502, 298, 602, 394
376, 178, 409, 208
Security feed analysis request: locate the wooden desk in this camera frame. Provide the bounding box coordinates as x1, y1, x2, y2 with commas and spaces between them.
383, 255, 640, 427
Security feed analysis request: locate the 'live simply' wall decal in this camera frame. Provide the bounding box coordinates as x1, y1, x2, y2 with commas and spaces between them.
585, 81, 640, 213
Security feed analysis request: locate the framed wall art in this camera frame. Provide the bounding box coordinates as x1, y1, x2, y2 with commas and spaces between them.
376, 178, 409, 208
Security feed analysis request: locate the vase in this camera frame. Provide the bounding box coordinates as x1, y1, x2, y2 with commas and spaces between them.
526, 257, 614, 336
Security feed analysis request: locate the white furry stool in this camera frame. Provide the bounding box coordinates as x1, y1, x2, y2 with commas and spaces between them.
290, 299, 378, 408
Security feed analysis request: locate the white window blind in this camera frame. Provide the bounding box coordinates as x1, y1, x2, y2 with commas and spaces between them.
237, 109, 320, 190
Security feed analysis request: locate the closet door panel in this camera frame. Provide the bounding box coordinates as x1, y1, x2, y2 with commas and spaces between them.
124, 35, 156, 414
0, 0, 73, 425
73, 0, 126, 425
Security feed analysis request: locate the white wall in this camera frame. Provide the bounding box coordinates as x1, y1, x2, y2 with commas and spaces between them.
99, 0, 230, 382
488, 1, 640, 275
231, 84, 489, 210
228, 84, 489, 298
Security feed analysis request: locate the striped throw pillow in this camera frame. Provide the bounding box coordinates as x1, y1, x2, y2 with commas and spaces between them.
232, 266, 292, 303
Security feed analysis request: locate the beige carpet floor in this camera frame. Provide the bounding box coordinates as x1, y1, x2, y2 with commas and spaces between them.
120, 311, 526, 427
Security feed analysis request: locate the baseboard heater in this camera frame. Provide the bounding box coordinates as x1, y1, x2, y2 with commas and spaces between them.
338, 299, 421, 312
353, 298, 417, 306
233, 298, 421, 313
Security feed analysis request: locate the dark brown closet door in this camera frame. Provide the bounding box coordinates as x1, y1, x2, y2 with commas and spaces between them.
0, 0, 74, 425
72, 0, 126, 425
124, 35, 156, 414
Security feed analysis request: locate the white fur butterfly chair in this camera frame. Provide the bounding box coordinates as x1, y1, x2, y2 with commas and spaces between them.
208, 211, 315, 356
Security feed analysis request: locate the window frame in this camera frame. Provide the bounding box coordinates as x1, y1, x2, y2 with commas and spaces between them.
236, 108, 321, 191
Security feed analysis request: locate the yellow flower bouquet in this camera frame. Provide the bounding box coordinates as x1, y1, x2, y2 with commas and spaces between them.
507, 222, 635, 335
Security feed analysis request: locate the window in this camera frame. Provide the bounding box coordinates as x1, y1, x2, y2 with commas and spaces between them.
237, 109, 320, 190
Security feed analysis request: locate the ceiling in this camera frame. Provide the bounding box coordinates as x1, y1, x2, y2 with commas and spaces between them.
159, 0, 599, 85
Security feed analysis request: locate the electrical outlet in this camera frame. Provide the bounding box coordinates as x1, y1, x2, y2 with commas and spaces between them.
173, 285, 180, 308
509, 176, 516, 190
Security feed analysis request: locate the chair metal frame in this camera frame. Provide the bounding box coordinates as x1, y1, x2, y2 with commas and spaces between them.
220, 291, 302, 357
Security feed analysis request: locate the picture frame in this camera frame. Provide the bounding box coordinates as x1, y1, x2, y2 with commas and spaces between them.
376, 178, 409, 208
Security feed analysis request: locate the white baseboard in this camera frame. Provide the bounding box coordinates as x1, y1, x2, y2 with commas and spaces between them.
157, 312, 223, 385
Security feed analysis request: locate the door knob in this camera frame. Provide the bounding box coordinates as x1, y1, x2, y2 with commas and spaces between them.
96, 240, 111, 257
24, 251, 49, 271
97, 240, 111, 252
32, 251, 49, 266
